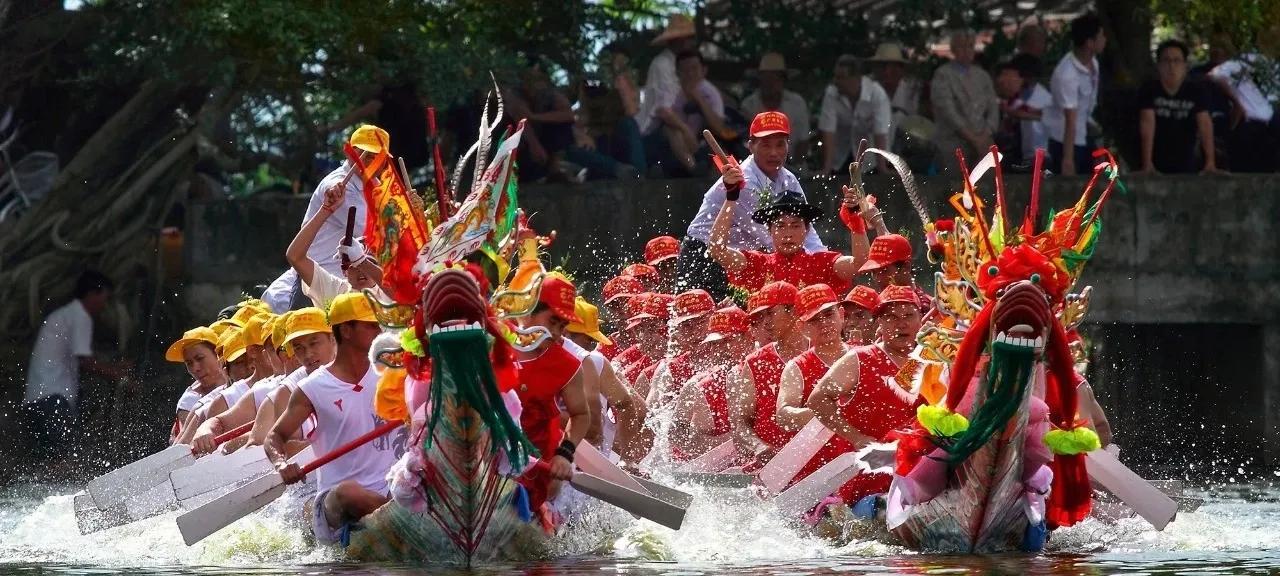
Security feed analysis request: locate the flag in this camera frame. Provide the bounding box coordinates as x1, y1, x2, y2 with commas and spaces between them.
346, 143, 430, 306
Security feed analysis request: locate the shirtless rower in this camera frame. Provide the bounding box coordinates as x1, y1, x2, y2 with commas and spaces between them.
645, 289, 715, 411
670, 305, 753, 459
807, 285, 925, 505
564, 296, 651, 461
511, 275, 593, 511
166, 326, 229, 442
728, 281, 808, 464
269, 293, 403, 545
840, 286, 879, 346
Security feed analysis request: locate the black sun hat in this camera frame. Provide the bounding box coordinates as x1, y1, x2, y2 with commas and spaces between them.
751, 189, 824, 225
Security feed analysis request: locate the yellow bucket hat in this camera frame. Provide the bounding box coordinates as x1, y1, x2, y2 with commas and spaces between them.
566, 296, 613, 346
350, 124, 390, 154
328, 293, 377, 326
230, 305, 261, 328
217, 326, 248, 363
209, 319, 239, 336
165, 326, 220, 363
268, 311, 292, 350
242, 312, 276, 347
284, 307, 332, 345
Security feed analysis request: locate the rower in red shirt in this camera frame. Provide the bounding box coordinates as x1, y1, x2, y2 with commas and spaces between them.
645, 235, 681, 294
858, 233, 933, 315
617, 292, 672, 399
775, 284, 849, 436
807, 285, 926, 506
621, 263, 663, 293
645, 289, 715, 410
671, 305, 753, 460
840, 285, 880, 346
598, 275, 645, 360
512, 274, 593, 512
727, 281, 809, 466
707, 164, 871, 296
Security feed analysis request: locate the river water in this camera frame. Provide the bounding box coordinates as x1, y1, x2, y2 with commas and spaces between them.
1, 476, 1278, 575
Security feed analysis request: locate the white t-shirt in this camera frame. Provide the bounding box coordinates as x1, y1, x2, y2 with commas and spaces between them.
217, 379, 252, 414
1210, 55, 1276, 122
24, 300, 93, 407
741, 89, 813, 144
254, 367, 307, 409
635, 49, 679, 135
176, 381, 206, 414
301, 265, 390, 310
298, 365, 404, 495
560, 339, 615, 454
1016, 83, 1054, 160
1043, 54, 1099, 146
818, 78, 893, 167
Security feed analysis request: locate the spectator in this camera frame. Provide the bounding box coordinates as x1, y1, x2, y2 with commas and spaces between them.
1137, 39, 1222, 175
637, 14, 700, 176
1208, 45, 1279, 173
1189, 34, 1236, 165
506, 61, 577, 182
869, 43, 924, 127
572, 43, 646, 176
742, 53, 812, 159
324, 82, 430, 172
669, 50, 728, 169
22, 270, 130, 463
930, 29, 1000, 171
1016, 24, 1048, 60
994, 54, 1051, 167
1043, 13, 1106, 176
818, 54, 892, 174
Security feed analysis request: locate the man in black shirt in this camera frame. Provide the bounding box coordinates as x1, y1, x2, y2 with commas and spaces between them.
1137, 39, 1224, 174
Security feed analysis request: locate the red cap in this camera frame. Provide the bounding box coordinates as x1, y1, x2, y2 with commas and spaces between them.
645, 236, 681, 266
626, 292, 674, 330
538, 275, 582, 323
701, 306, 750, 343
858, 234, 913, 273
842, 285, 880, 312
875, 284, 921, 313
671, 289, 715, 325
746, 281, 799, 316
603, 275, 645, 305
621, 263, 661, 286
750, 111, 791, 138
794, 283, 840, 322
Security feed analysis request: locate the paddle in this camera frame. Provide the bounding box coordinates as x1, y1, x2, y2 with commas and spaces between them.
576, 441, 695, 515
177, 419, 402, 546
532, 459, 689, 531
87, 421, 253, 510
170, 444, 273, 503
1086, 448, 1178, 530
679, 439, 738, 473
757, 419, 834, 494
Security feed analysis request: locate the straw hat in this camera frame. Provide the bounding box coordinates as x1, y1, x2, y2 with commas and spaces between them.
867, 42, 909, 64
652, 14, 696, 46
753, 52, 797, 77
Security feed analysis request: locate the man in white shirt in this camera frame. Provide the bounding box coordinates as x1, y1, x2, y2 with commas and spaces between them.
635, 14, 698, 175
995, 55, 1052, 166
1043, 13, 1106, 175
678, 111, 826, 299
742, 53, 812, 159
284, 178, 387, 309
22, 270, 129, 460
818, 55, 892, 174
1209, 51, 1279, 172
262, 125, 389, 312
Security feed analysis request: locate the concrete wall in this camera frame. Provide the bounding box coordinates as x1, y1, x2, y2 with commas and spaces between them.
183, 174, 1280, 471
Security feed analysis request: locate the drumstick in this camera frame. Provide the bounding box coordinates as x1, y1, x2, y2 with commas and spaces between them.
702, 129, 733, 166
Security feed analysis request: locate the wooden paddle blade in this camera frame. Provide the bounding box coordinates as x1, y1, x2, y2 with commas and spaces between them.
757, 419, 834, 494
1087, 449, 1178, 530
680, 439, 737, 473
171, 445, 272, 501
575, 441, 651, 496
671, 471, 755, 489
570, 472, 686, 531
631, 476, 694, 510
123, 479, 178, 520
176, 470, 286, 546
87, 444, 194, 509
774, 451, 861, 518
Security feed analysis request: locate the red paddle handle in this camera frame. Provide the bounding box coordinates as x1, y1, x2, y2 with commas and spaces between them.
299, 420, 403, 475
212, 421, 253, 445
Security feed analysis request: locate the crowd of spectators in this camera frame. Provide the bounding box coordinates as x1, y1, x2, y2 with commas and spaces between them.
456, 13, 1280, 183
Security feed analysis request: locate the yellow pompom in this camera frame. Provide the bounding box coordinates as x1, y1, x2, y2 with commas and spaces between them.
374, 368, 409, 423
1043, 426, 1101, 455
917, 404, 969, 437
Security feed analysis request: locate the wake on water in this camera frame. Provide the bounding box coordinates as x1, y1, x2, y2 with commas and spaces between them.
3, 477, 1278, 569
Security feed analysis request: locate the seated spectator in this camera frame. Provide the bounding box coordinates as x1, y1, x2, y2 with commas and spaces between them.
869, 43, 923, 125
506, 61, 576, 182
1138, 39, 1222, 175
994, 54, 1051, 167
1016, 23, 1048, 61
1044, 13, 1105, 176
1208, 44, 1279, 173
742, 53, 812, 159
570, 43, 645, 176
637, 14, 700, 177
818, 55, 892, 174
930, 29, 999, 172
1189, 34, 1235, 167
669, 50, 729, 168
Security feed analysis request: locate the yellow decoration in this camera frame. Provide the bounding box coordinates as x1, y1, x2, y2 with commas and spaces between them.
375, 367, 409, 422
917, 404, 969, 437
1043, 426, 1101, 455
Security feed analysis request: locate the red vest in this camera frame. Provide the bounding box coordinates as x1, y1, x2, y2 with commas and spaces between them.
839, 344, 919, 440
514, 344, 582, 456
619, 350, 655, 387
613, 345, 644, 371
790, 348, 852, 485
699, 367, 732, 436
744, 343, 791, 447
729, 250, 851, 295
667, 353, 698, 396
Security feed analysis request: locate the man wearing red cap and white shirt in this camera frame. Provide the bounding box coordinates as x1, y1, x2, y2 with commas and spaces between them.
645, 289, 716, 411
511, 275, 593, 511
807, 285, 926, 507
841, 285, 879, 345
678, 111, 826, 299
645, 236, 681, 293
858, 233, 933, 313
776, 284, 850, 435
728, 281, 810, 463
670, 305, 753, 460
